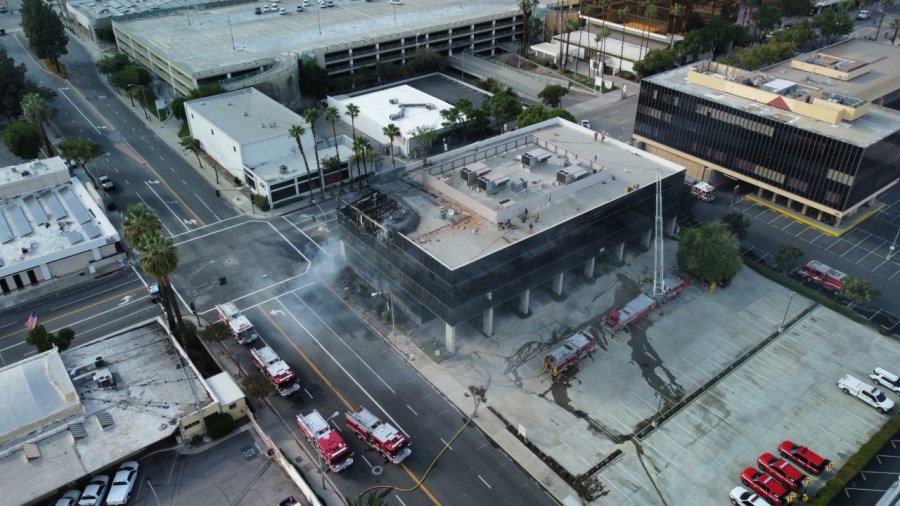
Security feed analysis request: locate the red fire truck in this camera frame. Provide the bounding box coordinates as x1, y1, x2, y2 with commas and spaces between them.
297, 410, 353, 473
250, 346, 300, 396
799, 260, 846, 292
345, 406, 412, 464
604, 293, 659, 332
542, 331, 598, 377
215, 302, 260, 344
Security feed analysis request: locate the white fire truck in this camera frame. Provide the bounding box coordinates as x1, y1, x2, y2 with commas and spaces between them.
345, 406, 412, 464
297, 410, 353, 473
250, 345, 300, 396
691, 182, 716, 202
215, 302, 260, 344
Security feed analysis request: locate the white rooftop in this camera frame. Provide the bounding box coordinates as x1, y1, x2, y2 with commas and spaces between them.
0, 350, 81, 446
185, 88, 314, 147
206, 372, 244, 406
334, 85, 452, 136
0, 158, 119, 277
0, 319, 213, 505
360, 118, 684, 269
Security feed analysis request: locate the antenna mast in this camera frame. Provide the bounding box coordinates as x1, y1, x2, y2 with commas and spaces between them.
652, 169, 666, 300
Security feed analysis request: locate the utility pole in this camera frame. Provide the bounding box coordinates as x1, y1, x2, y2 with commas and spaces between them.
651, 169, 666, 300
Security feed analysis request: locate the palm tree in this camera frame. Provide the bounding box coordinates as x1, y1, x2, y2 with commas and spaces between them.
353, 136, 372, 181
616, 6, 631, 76
519, 0, 538, 57
876, 0, 893, 44
382, 123, 401, 168
594, 27, 613, 77
892, 18, 900, 45
122, 203, 162, 253
562, 18, 580, 70
640, 0, 658, 63
323, 106, 342, 188
139, 233, 185, 343
303, 108, 325, 199
288, 124, 314, 198
179, 136, 217, 183
21, 93, 55, 157
669, 3, 684, 49
344, 103, 360, 143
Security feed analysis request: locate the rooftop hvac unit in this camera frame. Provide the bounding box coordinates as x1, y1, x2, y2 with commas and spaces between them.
279, 165, 289, 174
460, 166, 491, 187
488, 176, 509, 195
389, 110, 404, 121
511, 178, 528, 192
557, 167, 590, 185
389, 98, 399, 104
498, 198, 517, 209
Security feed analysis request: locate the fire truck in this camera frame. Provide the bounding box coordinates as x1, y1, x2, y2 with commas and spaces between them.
663, 275, 691, 300
215, 302, 260, 344
799, 260, 846, 292
542, 331, 598, 377
250, 346, 300, 396
297, 410, 353, 473
691, 182, 716, 202
604, 293, 659, 332
345, 406, 412, 464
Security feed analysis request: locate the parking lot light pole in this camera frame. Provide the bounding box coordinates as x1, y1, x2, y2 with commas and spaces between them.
779, 291, 795, 333
887, 226, 899, 261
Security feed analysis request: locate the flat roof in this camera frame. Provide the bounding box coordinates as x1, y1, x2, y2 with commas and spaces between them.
334, 84, 452, 133
0, 350, 80, 445
0, 158, 119, 277
361, 118, 684, 270
0, 320, 212, 505
114, 0, 520, 76
764, 39, 900, 103
206, 372, 244, 406
253, 141, 354, 182
68, 0, 217, 21
185, 88, 313, 147
645, 56, 900, 147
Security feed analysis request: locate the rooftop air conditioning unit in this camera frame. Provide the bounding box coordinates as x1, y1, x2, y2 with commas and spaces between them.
280, 165, 289, 174
389, 98, 399, 104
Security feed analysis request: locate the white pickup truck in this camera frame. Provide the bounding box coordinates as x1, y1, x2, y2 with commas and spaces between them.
837, 374, 894, 414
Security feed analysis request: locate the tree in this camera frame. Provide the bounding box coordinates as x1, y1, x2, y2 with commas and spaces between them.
838, 276, 881, 304
201, 321, 230, 343
299, 60, 329, 99
538, 84, 569, 108
323, 106, 341, 163
322, 155, 341, 183
352, 136, 372, 180
812, 8, 854, 45
487, 92, 522, 129
774, 244, 804, 274
349, 492, 393, 506
516, 105, 576, 128
595, 26, 613, 75
779, 0, 814, 17
288, 124, 314, 196
21, 0, 68, 72
0, 49, 28, 121
344, 103, 360, 144
122, 203, 162, 252
56, 137, 104, 175
617, 6, 631, 73
382, 123, 401, 168
96, 53, 130, 76
303, 108, 325, 199
408, 125, 438, 158
55, 327, 75, 351
172, 85, 226, 121
3, 121, 42, 159
21, 92, 56, 156
639, 0, 659, 67
669, 2, 685, 48
633, 48, 679, 79
25, 325, 75, 352
754, 3, 784, 38
676, 221, 743, 282
720, 211, 751, 241
892, 17, 900, 45
562, 18, 580, 70
139, 233, 185, 342
242, 373, 272, 399
519, 0, 539, 56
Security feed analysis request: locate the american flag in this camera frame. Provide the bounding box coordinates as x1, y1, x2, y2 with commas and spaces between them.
24, 311, 37, 331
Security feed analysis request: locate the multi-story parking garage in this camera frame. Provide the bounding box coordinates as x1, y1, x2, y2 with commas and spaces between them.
110, 0, 524, 107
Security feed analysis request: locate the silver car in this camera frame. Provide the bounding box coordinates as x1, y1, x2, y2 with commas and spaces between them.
77, 476, 109, 506
106, 461, 139, 505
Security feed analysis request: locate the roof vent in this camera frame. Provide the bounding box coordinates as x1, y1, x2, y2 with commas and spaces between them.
69, 423, 87, 440
242, 112, 248, 116
260, 123, 266, 128
22, 443, 40, 461
279, 165, 288, 174
96, 411, 115, 430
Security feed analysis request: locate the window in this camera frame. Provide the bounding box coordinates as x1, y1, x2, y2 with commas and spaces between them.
233, 146, 237, 152
183, 420, 200, 430
210, 129, 215, 135
229, 403, 238, 409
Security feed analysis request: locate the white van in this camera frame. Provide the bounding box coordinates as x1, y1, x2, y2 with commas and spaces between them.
871, 368, 900, 393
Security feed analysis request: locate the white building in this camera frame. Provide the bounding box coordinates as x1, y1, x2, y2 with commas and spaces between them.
0, 157, 122, 296
0, 318, 246, 505
184, 88, 351, 207
328, 85, 453, 158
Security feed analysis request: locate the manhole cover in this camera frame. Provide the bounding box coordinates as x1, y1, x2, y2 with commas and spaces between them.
240, 445, 257, 460
224, 258, 236, 265
372, 466, 383, 476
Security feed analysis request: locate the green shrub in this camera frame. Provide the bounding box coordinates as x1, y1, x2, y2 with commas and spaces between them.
106, 201, 118, 211
253, 194, 270, 212
203, 412, 235, 440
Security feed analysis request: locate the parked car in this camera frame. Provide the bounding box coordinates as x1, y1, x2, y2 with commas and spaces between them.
279, 7, 286, 14
741, 468, 796, 506
729, 486, 769, 506
55, 490, 82, 506
98, 175, 114, 191
303, 0, 309, 5
295, 5, 303, 11
757, 452, 809, 491
263, 5, 270, 12
389, 0, 403, 4
254, 6, 261, 13
77, 476, 110, 506
148, 282, 161, 303
327, 0, 334, 6
580, 120, 591, 129
870, 367, 900, 393
779, 441, 833, 475
106, 461, 139, 505
838, 374, 895, 413
857, 9, 870, 19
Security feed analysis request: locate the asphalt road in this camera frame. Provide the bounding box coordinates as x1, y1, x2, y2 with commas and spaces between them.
831, 435, 900, 506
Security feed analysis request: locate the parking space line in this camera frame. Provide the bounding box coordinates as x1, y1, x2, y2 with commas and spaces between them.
606, 410, 634, 433
813, 423, 847, 447
641, 440, 679, 467
617, 400, 646, 422
632, 391, 662, 413
654, 427, 694, 456
840, 407, 882, 434
667, 418, 697, 439
704, 389, 745, 416
690, 342, 732, 364
825, 238, 843, 251
839, 233, 871, 258
855, 239, 885, 264
768, 214, 784, 225
709, 333, 744, 354
680, 406, 720, 435
613, 464, 647, 493
769, 342, 805, 361
889, 268, 900, 281
561, 440, 592, 466
681, 355, 712, 377
600, 471, 635, 503
728, 373, 766, 396
722, 326, 754, 346
821, 409, 870, 441
809, 232, 828, 245
794, 226, 813, 237
694, 399, 729, 423
666, 364, 701, 387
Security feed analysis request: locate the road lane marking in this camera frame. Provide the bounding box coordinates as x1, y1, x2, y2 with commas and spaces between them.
56, 87, 108, 135
477, 475, 492, 489
282, 216, 332, 257
406, 404, 418, 416
395, 495, 407, 506
194, 192, 222, 221
361, 455, 373, 469
263, 304, 440, 506
145, 181, 190, 231
0, 286, 144, 342
49, 280, 139, 311
303, 388, 314, 399
137, 193, 174, 236
439, 438, 452, 450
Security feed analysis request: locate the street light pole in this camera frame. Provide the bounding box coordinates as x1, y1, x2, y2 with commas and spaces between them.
887, 226, 900, 261
186, 260, 215, 326
779, 291, 795, 333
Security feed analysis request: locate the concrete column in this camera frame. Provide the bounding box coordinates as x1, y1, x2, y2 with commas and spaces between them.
787, 198, 794, 209
614, 242, 625, 263
665, 216, 676, 236
801, 204, 808, 215
757, 187, 764, 197
834, 215, 843, 227
552, 273, 564, 296
339, 239, 347, 262
640, 229, 652, 248
483, 307, 494, 337
584, 257, 595, 279
518, 289, 530, 314
39, 264, 51, 280
445, 322, 456, 355
817, 211, 823, 221
91, 246, 102, 261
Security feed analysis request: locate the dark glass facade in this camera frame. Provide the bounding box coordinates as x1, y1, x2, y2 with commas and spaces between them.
635, 80, 900, 213
338, 176, 683, 326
